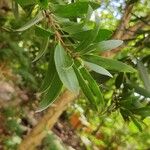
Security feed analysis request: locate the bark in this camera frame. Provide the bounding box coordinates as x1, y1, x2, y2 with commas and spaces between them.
112, 2, 134, 39
18, 90, 78, 150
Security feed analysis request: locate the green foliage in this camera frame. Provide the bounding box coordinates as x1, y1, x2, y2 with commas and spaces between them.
82, 55, 136, 73
9, 0, 147, 116
0, 0, 150, 148
15, 11, 44, 32
53, 2, 99, 18
38, 48, 63, 111
54, 43, 79, 93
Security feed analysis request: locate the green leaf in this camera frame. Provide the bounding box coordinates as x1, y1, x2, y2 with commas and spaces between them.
62, 22, 84, 34
126, 83, 150, 98
82, 54, 136, 73
84, 61, 113, 77
53, 2, 99, 18
90, 40, 123, 52
37, 49, 63, 112
15, 11, 44, 32
38, 0, 48, 9
54, 43, 79, 93
133, 106, 150, 118
71, 29, 112, 42
80, 40, 123, 55
95, 29, 112, 42
37, 72, 62, 112
73, 60, 104, 111
119, 96, 142, 110
137, 61, 150, 91
73, 66, 97, 110
85, 6, 93, 23
40, 48, 57, 92
35, 25, 53, 37
15, 0, 35, 6
130, 115, 142, 132
115, 73, 124, 88
32, 37, 49, 62
76, 20, 100, 52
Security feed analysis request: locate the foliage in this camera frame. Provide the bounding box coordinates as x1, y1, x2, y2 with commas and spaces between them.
0, 0, 150, 149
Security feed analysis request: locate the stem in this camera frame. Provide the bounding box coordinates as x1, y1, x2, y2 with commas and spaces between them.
18, 90, 78, 150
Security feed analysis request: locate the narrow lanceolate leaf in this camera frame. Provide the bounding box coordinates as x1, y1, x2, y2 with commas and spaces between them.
84, 61, 113, 77
76, 19, 100, 52
54, 43, 79, 93
62, 23, 84, 34
126, 83, 150, 98
130, 115, 142, 132
95, 40, 123, 52
37, 49, 63, 112
40, 48, 57, 92
137, 61, 150, 91
32, 37, 49, 62
81, 40, 123, 54
80, 66, 104, 109
15, 11, 44, 32
53, 2, 99, 18
132, 106, 150, 118
37, 72, 62, 112
38, 0, 48, 9
82, 55, 136, 73
15, 0, 35, 6
35, 25, 53, 37
73, 66, 98, 110
71, 29, 112, 42
85, 6, 93, 23
73, 60, 104, 111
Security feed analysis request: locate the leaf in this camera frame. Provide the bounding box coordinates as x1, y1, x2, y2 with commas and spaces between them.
15, 11, 44, 32
37, 72, 62, 112
126, 83, 150, 98
82, 54, 136, 73
53, 2, 99, 18
120, 108, 130, 121
38, 0, 48, 9
37, 49, 63, 112
95, 29, 112, 42
62, 23, 84, 34
132, 106, 150, 118
73, 60, 104, 111
54, 43, 79, 93
35, 25, 53, 37
32, 37, 49, 62
40, 48, 57, 92
95, 40, 123, 51
73, 66, 98, 110
80, 66, 104, 109
130, 115, 142, 132
85, 6, 93, 23
84, 61, 113, 77
76, 19, 100, 52
137, 61, 150, 91
115, 73, 124, 88
80, 40, 123, 55
15, 0, 35, 6
87, 40, 123, 53
71, 29, 112, 42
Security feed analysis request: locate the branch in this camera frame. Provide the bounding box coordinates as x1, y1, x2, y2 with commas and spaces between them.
102, 3, 150, 57
18, 90, 78, 150
112, 1, 135, 39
